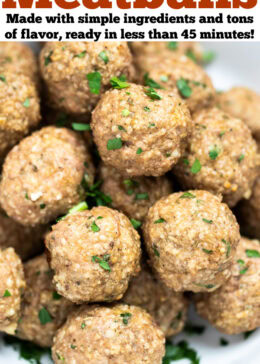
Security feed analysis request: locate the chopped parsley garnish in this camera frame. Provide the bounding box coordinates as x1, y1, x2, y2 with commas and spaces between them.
160, 75, 168, 83
180, 192, 196, 199
72, 123, 91, 131
110, 77, 130, 89
38, 307, 52, 325
81, 322, 86, 329
209, 147, 220, 160
154, 218, 166, 224
238, 154, 245, 162
184, 323, 205, 335
183, 158, 189, 165
148, 123, 156, 128
136, 148, 143, 154
202, 218, 213, 224
68, 201, 88, 215
222, 239, 231, 258
107, 138, 122, 150
163, 340, 200, 364
44, 51, 53, 66
23, 98, 30, 108
202, 50, 216, 64
40, 204, 46, 209
99, 51, 109, 64
144, 106, 151, 112
177, 78, 192, 98
118, 125, 126, 131
91, 221, 100, 232
3, 290, 11, 297
120, 312, 132, 325
144, 73, 163, 89
186, 49, 197, 63
145, 87, 162, 100
25, 192, 29, 200
74, 50, 86, 58
246, 249, 260, 258
53, 291, 62, 300
135, 193, 149, 200
153, 244, 160, 257
130, 219, 142, 229
244, 329, 255, 339
92, 255, 111, 272
122, 108, 130, 117
202, 248, 213, 254
84, 180, 112, 207
191, 159, 201, 174
0, 74, 6, 82
87, 71, 102, 95
71, 344, 77, 349
167, 42, 178, 50
219, 131, 225, 137
220, 338, 229, 346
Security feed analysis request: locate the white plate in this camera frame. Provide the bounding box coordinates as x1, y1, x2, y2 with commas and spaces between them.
0, 42, 260, 364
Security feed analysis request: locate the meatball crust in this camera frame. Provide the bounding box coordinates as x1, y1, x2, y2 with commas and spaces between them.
195, 237, 260, 334
99, 163, 173, 221
0, 248, 25, 335
16, 255, 75, 347
0, 70, 41, 160
0, 42, 39, 84
0, 212, 44, 260
92, 83, 192, 177
0, 126, 94, 227
39, 42, 134, 114
45, 207, 141, 304
122, 264, 188, 337
52, 304, 165, 364
174, 107, 259, 207
143, 190, 240, 292
217, 87, 260, 141
134, 53, 215, 114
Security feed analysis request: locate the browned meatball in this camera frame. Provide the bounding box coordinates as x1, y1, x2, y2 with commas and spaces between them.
122, 264, 188, 337
99, 163, 173, 222
0, 248, 25, 335
0, 70, 41, 161
45, 207, 141, 304
92, 83, 192, 177
0, 126, 95, 227
0, 211, 44, 260
195, 237, 260, 334
133, 52, 215, 114
174, 107, 259, 207
52, 304, 165, 364
16, 254, 75, 347
217, 87, 260, 141
143, 190, 240, 292
39, 42, 134, 114
0, 42, 39, 84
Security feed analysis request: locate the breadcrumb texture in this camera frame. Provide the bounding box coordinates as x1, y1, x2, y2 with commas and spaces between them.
52, 304, 165, 364
195, 237, 260, 334
0, 248, 25, 335
0, 126, 94, 227
45, 207, 141, 304
92, 83, 192, 177
143, 190, 240, 292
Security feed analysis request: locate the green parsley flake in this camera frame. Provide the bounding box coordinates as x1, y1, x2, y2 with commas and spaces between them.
53, 291, 62, 300
154, 218, 166, 224
130, 219, 142, 229
145, 87, 162, 100
144, 73, 163, 89
120, 312, 132, 325
74, 50, 86, 58
0, 74, 6, 83
237, 259, 248, 275
222, 239, 231, 258
160, 75, 168, 83
99, 51, 109, 64
136, 148, 143, 154
202, 50, 216, 64
44, 51, 53, 66
220, 338, 229, 346
177, 78, 192, 98
144, 106, 150, 112
209, 147, 220, 160
180, 192, 196, 199
40, 204, 46, 209
87, 72, 102, 95
25, 192, 29, 200
167, 42, 178, 50
3, 290, 11, 297
122, 108, 130, 117
135, 193, 148, 200
183, 158, 189, 166
110, 77, 130, 89
202, 248, 213, 254
71, 344, 77, 349
186, 49, 197, 63
107, 138, 122, 150
81, 322, 86, 329
92, 255, 111, 272
91, 221, 100, 232
191, 159, 201, 174
153, 244, 160, 257
238, 154, 245, 162
246, 249, 260, 258
163, 340, 200, 364
72, 123, 91, 131
38, 307, 52, 325
23, 98, 30, 108
118, 125, 127, 132
202, 218, 213, 224
219, 131, 225, 137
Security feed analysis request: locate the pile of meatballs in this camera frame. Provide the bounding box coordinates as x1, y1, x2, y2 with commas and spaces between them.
0, 41, 259, 364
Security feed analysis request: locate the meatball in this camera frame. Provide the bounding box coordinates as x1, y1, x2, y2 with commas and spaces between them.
133, 53, 215, 113
0, 211, 44, 260
92, 83, 192, 177
52, 304, 165, 364
122, 264, 188, 337
0, 126, 95, 226
236, 176, 260, 239
0, 42, 39, 84
0, 248, 25, 334
195, 237, 260, 334
45, 207, 141, 303
39, 42, 134, 114
16, 255, 75, 347
99, 163, 173, 221
143, 190, 240, 292
174, 107, 259, 207
0, 70, 41, 161
130, 41, 204, 64
217, 87, 260, 141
